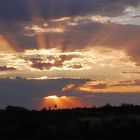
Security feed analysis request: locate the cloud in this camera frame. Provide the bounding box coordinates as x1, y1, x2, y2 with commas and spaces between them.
0, 22, 140, 72
90, 83, 108, 89
22, 21, 140, 67
0, 77, 89, 108
28, 53, 84, 70
31, 62, 54, 70
121, 71, 140, 77
78, 81, 109, 92
0, 66, 16, 71
24, 24, 64, 36
121, 72, 140, 74
0, 0, 140, 22
61, 22, 140, 66
77, 79, 140, 93
0, 0, 140, 81
111, 80, 140, 86
68, 64, 83, 69
0, 77, 140, 109
0, 1, 140, 67
62, 84, 76, 92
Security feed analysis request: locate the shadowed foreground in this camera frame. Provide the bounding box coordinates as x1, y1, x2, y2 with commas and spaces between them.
0, 104, 140, 140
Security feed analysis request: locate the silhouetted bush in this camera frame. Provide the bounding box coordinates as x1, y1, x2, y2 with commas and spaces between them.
6, 106, 28, 112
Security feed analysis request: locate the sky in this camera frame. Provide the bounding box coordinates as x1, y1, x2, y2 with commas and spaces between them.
0, 0, 140, 109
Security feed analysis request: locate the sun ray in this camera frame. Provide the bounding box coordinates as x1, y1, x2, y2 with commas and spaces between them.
0, 36, 16, 53
36, 34, 47, 49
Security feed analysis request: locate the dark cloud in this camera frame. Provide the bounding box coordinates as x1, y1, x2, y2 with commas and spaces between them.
0, 77, 89, 108
29, 54, 81, 70
0, 77, 140, 109
31, 62, 54, 70
0, 66, 16, 71
0, 0, 140, 22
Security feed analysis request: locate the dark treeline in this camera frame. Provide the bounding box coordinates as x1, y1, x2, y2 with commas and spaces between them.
0, 104, 140, 140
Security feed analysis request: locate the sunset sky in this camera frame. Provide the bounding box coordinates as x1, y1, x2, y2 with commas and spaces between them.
0, 0, 140, 109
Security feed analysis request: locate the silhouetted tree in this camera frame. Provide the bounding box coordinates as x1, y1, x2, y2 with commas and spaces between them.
54, 104, 57, 109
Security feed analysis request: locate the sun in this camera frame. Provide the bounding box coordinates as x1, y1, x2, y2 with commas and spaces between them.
42, 95, 84, 109
43, 95, 65, 109
44, 95, 58, 99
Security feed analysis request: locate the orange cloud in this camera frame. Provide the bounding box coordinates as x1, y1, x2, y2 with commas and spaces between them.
62, 84, 75, 92
78, 80, 140, 93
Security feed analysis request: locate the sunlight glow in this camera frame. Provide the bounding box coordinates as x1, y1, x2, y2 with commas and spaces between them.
43, 95, 84, 109
44, 95, 58, 99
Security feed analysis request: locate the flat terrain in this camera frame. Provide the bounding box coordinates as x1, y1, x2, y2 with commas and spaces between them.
0, 104, 140, 140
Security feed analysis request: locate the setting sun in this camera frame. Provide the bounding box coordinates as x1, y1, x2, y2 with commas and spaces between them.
43, 95, 84, 109
44, 95, 58, 99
